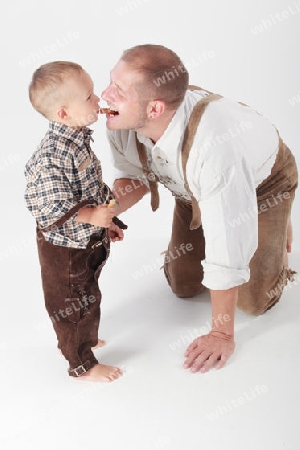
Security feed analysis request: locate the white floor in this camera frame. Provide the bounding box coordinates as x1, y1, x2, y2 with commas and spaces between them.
1, 0, 300, 448
1, 188, 300, 450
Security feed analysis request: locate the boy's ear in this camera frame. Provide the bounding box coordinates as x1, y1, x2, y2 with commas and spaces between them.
57, 106, 68, 120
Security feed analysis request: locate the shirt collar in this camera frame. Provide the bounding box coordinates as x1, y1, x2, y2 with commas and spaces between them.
136, 89, 208, 153
155, 90, 207, 151
49, 121, 94, 147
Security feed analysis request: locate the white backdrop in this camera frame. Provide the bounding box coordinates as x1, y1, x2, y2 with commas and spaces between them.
0, 0, 299, 245
0, 1, 299, 449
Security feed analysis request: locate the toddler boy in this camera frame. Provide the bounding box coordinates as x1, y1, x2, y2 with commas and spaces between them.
25, 61, 125, 382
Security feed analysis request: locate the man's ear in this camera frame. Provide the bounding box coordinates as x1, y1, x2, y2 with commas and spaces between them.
147, 100, 165, 119
57, 106, 68, 120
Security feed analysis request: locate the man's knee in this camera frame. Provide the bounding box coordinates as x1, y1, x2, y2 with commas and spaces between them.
173, 284, 206, 298
163, 263, 204, 297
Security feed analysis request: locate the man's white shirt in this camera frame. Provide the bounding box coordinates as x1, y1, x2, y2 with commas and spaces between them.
107, 89, 279, 290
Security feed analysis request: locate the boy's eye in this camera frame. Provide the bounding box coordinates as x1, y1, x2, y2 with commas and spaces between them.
87, 94, 92, 100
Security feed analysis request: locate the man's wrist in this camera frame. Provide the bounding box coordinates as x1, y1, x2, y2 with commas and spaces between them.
210, 287, 238, 338
209, 329, 234, 340
210, 311, 235, 336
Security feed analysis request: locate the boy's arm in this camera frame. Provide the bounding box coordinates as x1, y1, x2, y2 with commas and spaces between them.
75, 204, 116, 228
26, 159, 114, 231
25, 163, 79, 229
75, 199, 128, 230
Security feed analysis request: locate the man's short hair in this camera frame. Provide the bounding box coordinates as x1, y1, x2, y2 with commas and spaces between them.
121, 44, 189, 109
29, 61, 84, 118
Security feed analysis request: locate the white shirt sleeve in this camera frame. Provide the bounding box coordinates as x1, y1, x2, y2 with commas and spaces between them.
186, 98, 280, 290
198, 152, 258, 290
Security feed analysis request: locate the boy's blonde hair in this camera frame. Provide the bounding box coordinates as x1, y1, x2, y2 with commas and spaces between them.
29, 61, 84, 118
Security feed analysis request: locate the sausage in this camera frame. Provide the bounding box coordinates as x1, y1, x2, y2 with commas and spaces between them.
99, 108, 118, 115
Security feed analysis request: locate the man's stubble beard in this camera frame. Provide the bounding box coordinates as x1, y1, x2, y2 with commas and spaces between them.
130, 98, 152, 132
120, 106, 150, 133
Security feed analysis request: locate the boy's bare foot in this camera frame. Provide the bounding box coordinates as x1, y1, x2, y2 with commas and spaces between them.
76, 363, 123, 382
92, 339, 106, 350
58, 338, 106, 355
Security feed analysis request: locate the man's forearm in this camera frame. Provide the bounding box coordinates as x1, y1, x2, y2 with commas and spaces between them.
113, 178, 149, 214
210, 287, 238, 337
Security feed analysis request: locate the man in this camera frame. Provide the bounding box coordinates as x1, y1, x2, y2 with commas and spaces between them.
101, 44, 298, 373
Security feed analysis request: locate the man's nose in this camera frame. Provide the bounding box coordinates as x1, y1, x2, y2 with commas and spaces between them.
101, 84, 114, 102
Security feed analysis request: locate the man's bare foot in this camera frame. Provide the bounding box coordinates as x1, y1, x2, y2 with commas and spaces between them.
58, 339, 106, 356
76, 363, 123, 383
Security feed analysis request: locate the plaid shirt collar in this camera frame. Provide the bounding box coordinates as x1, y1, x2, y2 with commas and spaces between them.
49, 121, 94, 147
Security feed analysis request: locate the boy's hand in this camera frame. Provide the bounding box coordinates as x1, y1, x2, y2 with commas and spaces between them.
93, 204, 116, 227
108, 222, 124, 242
75, 204, 116, 228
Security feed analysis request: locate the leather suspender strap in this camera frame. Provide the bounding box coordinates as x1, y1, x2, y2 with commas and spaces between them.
38, 199, 128, 233
135, 135, 160, 212
181, 92, 222, 230
188, 85, 214, 95
135, 86, 222, 228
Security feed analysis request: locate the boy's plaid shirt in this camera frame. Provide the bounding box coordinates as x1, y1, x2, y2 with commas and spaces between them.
25, 121, 113, 248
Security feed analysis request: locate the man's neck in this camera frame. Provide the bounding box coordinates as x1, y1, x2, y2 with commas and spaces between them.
138, 109, 176, 144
